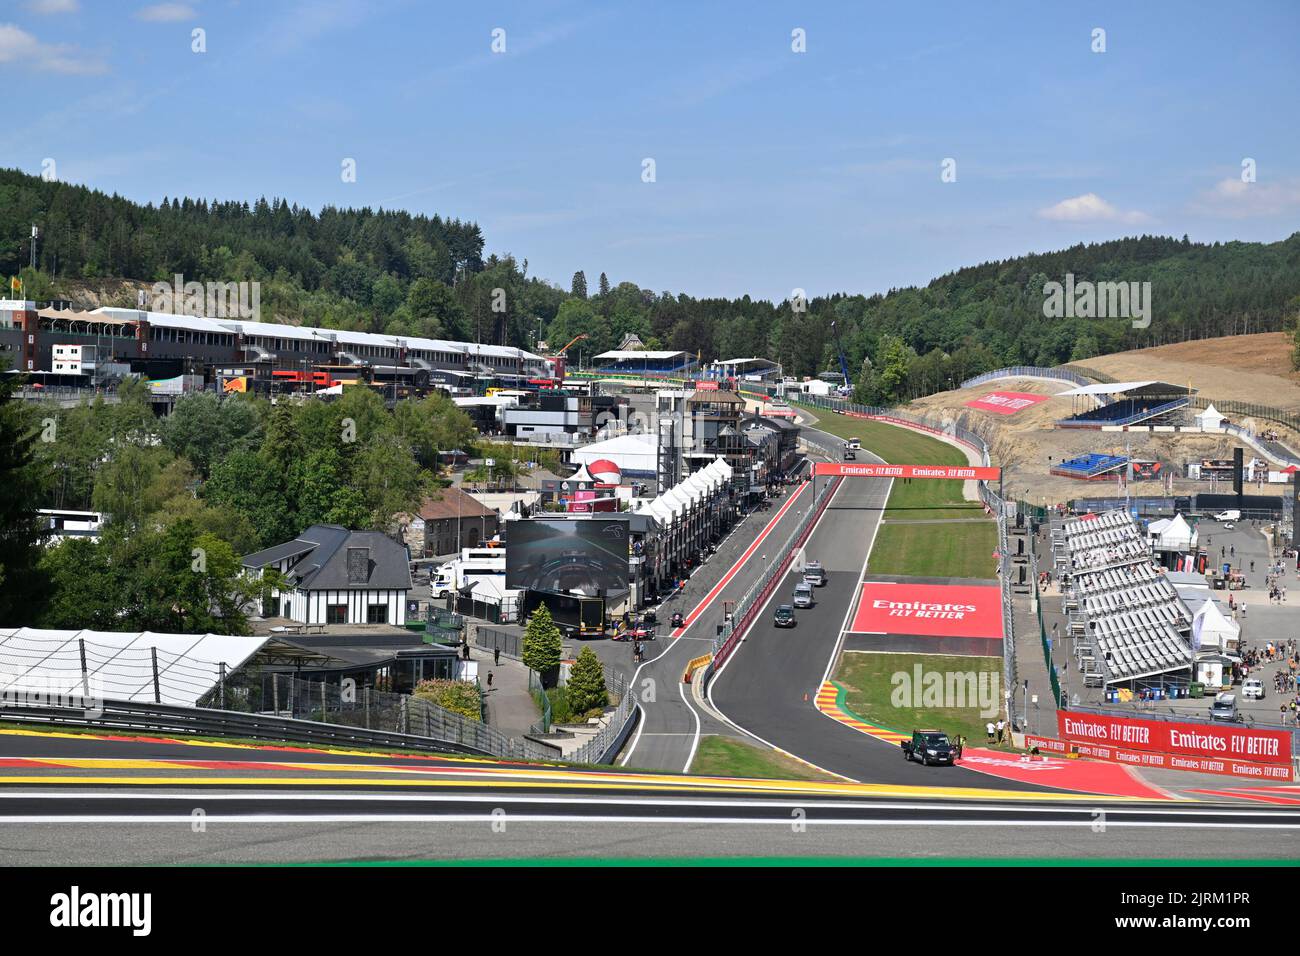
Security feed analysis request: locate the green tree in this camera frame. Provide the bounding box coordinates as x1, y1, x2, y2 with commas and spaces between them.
160, 392, 262, 478
92, 444, 172, 531
570, 270, 588, 299
566, 646, 609, 716
522, 605, 563, 685
0, 370, 50, 623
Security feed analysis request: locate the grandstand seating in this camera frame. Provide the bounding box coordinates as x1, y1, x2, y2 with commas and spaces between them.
1056, 397, 1188, 429
1056, 509, 1195, 686
1050, 453, 1129, 480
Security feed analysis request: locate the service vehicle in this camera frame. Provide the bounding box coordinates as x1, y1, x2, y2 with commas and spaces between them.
847, 438, 861, 450
430, 547, 506, 598
792, 582, 814, 608
901, 730, 956, 766
1214, 510, 1241, 522
1209, 693, 1240, 722
1242, 678, 1265, 700
803, 560, 827, 587
774, 605, 796, 628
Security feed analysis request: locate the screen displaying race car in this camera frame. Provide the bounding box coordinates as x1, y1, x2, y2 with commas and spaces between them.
506, 518, 630, 594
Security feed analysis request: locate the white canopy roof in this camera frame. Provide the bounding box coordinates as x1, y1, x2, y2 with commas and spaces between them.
1058, 380, 1192, 397
1191, 598, 1239, 651
0, 628, 268, 707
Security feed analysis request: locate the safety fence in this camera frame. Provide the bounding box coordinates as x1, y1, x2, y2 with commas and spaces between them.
196, 671, 559, 762
475, 625, 523, 660
960, 366, 1091, 389
527, 667, 551, 734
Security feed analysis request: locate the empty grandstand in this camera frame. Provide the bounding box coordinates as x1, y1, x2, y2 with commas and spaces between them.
1051, 453, 1130, 480
1053, 510, 1194, 690
1055, 381, 1193, 429
592, 350, 695, 375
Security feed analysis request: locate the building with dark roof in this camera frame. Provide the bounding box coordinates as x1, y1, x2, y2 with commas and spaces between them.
243, 525, 413, 626
407, 487, 501, 557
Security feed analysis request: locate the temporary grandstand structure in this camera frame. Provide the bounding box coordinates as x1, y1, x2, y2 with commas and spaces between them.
1056, 510, 1195, 689
1055, 381, 1194, 429
1051, 452, 1129, 481
0, 628, 269, 707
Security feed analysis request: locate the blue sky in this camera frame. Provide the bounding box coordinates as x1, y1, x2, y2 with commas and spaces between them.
3, 0, 1298, 300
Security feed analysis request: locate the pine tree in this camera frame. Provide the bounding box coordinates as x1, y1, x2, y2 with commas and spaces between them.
570, 270, 588, 299
0, 369, 50, 623
522, 605, 562, 683
566, 645, 609, 716
598, 272, 610, 297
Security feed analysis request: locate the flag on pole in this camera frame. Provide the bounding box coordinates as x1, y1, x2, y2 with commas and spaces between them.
9, 276, 20, 295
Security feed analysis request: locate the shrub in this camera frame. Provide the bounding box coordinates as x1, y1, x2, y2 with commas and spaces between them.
566, 646, 609, 716
413, 678, 482, 721
522, 605, 562, 678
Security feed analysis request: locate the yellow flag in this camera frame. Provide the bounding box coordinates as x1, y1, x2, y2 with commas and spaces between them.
9, 276, 19, 294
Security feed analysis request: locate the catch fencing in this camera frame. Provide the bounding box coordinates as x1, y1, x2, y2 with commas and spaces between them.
198, 671, 559, 762
960, 366, 1091, 389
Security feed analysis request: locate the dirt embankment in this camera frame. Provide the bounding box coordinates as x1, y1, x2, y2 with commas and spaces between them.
906, 369, 1290, 505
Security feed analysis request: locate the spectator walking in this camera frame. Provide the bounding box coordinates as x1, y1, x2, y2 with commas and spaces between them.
996, 718, 1006, 744
986, 720, 996, 744
486, 671, 494, 690
493, 646, 501, 667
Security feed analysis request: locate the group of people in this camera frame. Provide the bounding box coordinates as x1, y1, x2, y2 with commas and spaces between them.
984, 718, 1008, 744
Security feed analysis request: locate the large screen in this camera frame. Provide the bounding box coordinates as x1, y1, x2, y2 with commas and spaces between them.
506, 519, 629, 594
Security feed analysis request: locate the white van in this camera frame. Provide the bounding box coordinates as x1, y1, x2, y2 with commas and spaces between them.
1242, 678, 1265, 701
1214, 510, 1241, 522
793, 582, 814, 609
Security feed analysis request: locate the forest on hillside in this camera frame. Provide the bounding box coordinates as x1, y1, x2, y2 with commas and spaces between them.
3, 168, 1299, 405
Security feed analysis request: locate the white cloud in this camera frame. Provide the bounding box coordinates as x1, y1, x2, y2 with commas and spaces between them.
135, 3, 197, 22
1038, 192, 1149, 224
0, 23, 106, 74
27, 0, 80, 14
1191, 177, 1300, 219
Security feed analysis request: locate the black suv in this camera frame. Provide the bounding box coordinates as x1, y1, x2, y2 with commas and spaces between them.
901, 730, 955, 766
774, 604, 796, 628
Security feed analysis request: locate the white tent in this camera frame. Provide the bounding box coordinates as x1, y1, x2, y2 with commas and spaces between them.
1191, 597, 1239, 653
1196, 404, 1225, 430
1154, 512, 1194, 551
569, 433, 658, 476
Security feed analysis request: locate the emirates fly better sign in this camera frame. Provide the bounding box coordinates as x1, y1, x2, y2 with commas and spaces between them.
813, 462, 1002, 481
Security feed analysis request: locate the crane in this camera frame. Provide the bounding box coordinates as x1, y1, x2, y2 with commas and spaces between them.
556, 333, 588, 355
830, 320, 853, 393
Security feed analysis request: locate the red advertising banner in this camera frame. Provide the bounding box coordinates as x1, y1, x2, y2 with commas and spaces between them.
813, 462, 1002, 481
694, 380, 719, 391
850, 581, 1003, 638
964, 391, 1048, 415
1069, 740, 1293, 781
1058, 712, 1292, 766
1024, 734, 1071, 754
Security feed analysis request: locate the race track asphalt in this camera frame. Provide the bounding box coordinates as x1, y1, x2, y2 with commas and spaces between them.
618, 462, 824, 773
708, 432, 1048, 791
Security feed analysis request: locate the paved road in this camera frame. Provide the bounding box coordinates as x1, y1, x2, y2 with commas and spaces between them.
619, 461, 828, 773
708, 428, 1047, 791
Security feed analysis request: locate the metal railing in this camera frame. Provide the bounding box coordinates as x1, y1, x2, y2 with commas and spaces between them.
195, 671, 560, 762
0, 693, 551, 758
475, 625, 523, 660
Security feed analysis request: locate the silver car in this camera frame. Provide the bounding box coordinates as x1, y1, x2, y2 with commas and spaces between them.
793, 582, 814, 608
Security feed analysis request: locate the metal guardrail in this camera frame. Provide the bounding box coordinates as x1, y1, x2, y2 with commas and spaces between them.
0, 696, 501, 757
